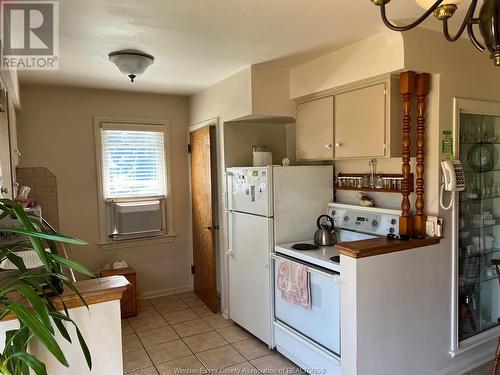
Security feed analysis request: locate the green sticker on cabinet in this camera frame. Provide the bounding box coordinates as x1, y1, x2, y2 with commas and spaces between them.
442, 130, 453, 159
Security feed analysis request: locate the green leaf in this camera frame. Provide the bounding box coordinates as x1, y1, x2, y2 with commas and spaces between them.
56, 276, 89, 310
6, 203, 51, 271
13, 285, 53, 334
7, 352, 47, 375
0, 227, 87, 246
7, 304, 68, 367
0, 210, 11, 222
43, 279, 69, 316
47, 254, 95, 278
10, 326, 30, 375
5, 253, 27, 273
47, 310, 71, 343
75, 325, 92, 370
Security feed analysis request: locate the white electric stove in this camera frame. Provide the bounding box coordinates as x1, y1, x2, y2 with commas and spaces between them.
275, 228, 377, 272
273, 203, 402, 375
275, 203, 401, 271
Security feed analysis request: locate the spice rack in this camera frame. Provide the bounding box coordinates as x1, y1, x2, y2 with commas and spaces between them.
335, 173, 414, 193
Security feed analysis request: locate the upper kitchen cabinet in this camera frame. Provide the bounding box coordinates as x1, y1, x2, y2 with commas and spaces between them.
295, 96, 334, 161
294, 75, 402, 161
334, 82, 386, 159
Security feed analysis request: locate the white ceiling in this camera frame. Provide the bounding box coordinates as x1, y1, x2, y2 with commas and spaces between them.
18, 0, 454, 95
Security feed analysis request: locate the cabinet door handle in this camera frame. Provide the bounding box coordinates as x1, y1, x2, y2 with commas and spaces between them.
335, 142, 342, 148
325, 143, 333, 149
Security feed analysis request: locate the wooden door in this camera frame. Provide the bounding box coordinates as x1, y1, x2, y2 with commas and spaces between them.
295, 96, 334, 161
334, 83, 386, 159
190, 126, 218, 312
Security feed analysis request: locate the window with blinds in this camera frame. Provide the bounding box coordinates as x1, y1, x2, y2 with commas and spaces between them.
97, 122, 169, 241
102, 129, 166, 199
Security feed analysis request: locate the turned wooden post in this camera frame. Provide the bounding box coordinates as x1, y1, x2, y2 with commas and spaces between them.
399, 71, 416, 237
414, 73, 430, 238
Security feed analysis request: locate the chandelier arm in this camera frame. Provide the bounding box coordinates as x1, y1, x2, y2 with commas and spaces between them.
380, 0, 444, 32
442, 0, 478, 42
467, 22, 486, 51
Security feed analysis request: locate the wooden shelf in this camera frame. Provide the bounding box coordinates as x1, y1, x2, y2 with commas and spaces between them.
335, 173, 414, 194
336, 186, 404, 193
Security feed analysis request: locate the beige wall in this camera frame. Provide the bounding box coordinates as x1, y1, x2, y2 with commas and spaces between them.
17, 84, 191, 297
224, 122, 288, 167
190, 67, 252, 125
289, 31, 405, 99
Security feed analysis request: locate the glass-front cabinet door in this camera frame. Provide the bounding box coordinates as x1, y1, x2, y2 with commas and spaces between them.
454, 98, 500, 353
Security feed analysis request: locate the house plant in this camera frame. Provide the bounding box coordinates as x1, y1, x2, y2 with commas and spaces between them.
0, 198, 94, 375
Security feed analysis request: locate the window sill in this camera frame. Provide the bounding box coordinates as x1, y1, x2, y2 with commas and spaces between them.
98, 234, 177, 251
449, 325, 500, 358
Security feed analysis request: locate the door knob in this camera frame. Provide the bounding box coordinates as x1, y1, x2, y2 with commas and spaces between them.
335, 142, 342, 148
205, 226, 212, 231
325, 143, 333, 149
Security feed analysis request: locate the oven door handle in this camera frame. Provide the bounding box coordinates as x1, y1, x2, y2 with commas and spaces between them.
271, 254, 340, 281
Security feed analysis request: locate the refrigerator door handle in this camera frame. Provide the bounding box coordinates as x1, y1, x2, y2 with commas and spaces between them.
225, 171, 233, 211
226, 210, 233, 256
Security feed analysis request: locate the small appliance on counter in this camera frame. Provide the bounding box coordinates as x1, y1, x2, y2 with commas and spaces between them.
313, 215, 337, 246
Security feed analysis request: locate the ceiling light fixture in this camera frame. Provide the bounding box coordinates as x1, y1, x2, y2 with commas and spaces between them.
370, 0, 500, 66
108, 50, 154, 82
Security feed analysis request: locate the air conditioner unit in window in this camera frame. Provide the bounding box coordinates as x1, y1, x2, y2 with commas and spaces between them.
109, 200, 163, 239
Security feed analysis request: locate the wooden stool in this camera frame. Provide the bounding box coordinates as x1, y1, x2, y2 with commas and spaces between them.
100, 266, 137, 318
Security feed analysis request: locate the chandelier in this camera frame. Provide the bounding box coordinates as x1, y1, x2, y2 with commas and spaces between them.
370, 0, 500, 65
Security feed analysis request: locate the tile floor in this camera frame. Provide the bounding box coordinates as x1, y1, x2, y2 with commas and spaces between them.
123, 292, 497, 375
122, 292, 303, 374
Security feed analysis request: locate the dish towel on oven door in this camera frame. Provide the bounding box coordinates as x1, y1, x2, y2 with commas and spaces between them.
277, 258, 311, 309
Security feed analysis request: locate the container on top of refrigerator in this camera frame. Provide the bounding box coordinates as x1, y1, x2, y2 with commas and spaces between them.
252, 145, 272, 167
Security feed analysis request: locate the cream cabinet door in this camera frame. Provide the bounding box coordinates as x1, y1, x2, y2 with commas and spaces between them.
295, 96, 334, 161
334, 83, 386, 159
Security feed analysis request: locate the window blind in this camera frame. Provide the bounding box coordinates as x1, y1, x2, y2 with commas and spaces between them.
102, 129, 166, 199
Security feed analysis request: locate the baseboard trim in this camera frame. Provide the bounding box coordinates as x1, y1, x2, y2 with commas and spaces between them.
436, 340, 496, 375
141, 284, 193, 299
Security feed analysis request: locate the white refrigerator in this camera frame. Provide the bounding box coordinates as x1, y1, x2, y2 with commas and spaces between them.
226, 165, 333, 346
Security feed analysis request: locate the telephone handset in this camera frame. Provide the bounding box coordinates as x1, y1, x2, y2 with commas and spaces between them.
440, 160, 465, 210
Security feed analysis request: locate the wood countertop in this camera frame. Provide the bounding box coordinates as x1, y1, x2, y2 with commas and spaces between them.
1, 275, 130, 321
336, 236, 441, 259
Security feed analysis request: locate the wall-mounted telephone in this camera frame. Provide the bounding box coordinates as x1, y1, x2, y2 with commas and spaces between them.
440, 160, 465, 210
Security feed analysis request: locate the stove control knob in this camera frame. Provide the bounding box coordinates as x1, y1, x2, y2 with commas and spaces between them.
389, 227, 395, 234
344, 216, 349, 222
371, 220, 379, 227
391, 218, 397, 225
331, 210, 336, 216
